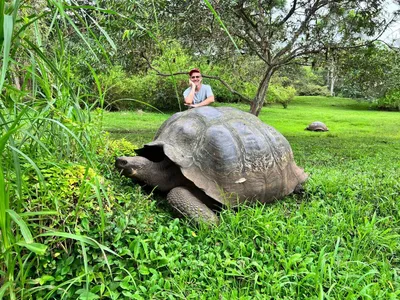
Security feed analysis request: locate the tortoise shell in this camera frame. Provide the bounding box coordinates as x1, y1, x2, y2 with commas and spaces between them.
136, 107, 307, 206
306, 121, 329, 131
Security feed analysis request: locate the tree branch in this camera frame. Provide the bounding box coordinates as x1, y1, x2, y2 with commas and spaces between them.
274, 0, 329, 60
141, 53, 253, 103
232, 31, 269, 64
278, 0, 298, 27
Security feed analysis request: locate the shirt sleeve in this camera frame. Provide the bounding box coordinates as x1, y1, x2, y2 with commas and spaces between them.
206, 85, 214, 97
183, 88, 191, 98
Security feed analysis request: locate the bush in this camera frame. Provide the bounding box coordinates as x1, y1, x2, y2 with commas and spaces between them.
295, 83, 330, 96
97, 66, 185, 111
129, 74, 185, 111
97, 66, 137, 111
373, 89, 400, 111
266, 84, 297, 108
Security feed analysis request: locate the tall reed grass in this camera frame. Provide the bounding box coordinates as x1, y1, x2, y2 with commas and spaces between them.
0, 1, 119, 298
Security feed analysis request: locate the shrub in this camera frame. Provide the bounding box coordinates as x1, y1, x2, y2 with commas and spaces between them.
295, 83, 330, 96
373, 89, 400, 111
97, 66, 137, 111
97, 67, 184, 112
266, 84, 297, 108
97, 134, 138, 162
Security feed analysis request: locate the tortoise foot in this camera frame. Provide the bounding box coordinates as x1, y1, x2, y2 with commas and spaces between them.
167, 187, 219, 225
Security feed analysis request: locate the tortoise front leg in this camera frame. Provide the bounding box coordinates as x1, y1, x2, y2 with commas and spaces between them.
167, 187, 219, 225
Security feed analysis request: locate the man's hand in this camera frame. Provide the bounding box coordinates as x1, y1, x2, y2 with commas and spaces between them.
184, 103, 196, 108
189, 79, 196, 89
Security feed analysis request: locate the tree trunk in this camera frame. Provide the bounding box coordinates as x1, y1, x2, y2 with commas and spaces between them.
250, 67, 275, 116
328, 56, 336, 96
330, 74, 335, 96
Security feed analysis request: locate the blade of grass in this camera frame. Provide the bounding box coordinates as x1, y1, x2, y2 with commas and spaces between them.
37, 231, 119, 274
15, 242, 47, 255
202, 0, 239, 51
19, 211, 59, 217
6, 209, 35, 244
80, 241, 90, 296
0, 15, 13, 102
0, 165, 10, 249
0, 281, 12, 299
52, 0, 100, 62
8, 145, 46, 191
90, 180, 106, 242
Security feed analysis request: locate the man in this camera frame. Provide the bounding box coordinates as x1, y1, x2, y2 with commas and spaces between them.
183, 68, 215, 108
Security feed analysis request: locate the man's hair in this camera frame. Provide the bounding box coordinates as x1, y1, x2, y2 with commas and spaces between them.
189, 68, 201, 76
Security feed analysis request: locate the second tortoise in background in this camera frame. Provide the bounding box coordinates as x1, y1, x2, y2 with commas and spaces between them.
306, 121, 329, 132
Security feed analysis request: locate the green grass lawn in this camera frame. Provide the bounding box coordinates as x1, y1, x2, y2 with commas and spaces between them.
100, 96, 400, 299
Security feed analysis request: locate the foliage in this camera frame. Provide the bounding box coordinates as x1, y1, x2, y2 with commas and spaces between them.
97, 67, 184, 111
330, 44, 400, 99
373, 89, 400, 111
276, 66, 330, 97
168, 0, 397, 115
296, 83, 330, 97
97, 40, 252, 110
0, 0, 119, 298
266, 84, 297, 108
96, 41, 190, 111
98, 136, 139, 158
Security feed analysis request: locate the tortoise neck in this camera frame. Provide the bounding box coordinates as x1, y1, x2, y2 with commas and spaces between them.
137, 157, 189, 192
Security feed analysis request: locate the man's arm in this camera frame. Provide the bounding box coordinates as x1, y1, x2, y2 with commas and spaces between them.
184, 81, 196, 104
190, 85, 214, 107
190, 95, 215, 108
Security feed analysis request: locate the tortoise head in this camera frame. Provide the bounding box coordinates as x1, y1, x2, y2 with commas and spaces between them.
115, 155, 190, 192
115, 156, 149, 179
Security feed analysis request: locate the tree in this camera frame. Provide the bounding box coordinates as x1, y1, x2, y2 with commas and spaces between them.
171, 0, 398, 115
331, 43, 400, 99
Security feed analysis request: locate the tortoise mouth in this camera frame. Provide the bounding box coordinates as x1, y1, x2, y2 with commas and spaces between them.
115, 157, 143, 178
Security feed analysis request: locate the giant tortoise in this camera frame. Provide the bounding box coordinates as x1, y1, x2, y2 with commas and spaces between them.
116, 107, 307, 224
305, 121, 329, 132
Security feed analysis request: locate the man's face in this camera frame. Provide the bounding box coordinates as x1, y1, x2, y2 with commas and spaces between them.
190, 72, 202, 87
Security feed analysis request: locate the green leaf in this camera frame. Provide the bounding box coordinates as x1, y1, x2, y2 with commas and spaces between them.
66, 256, 74, 265
120, 281, 132, 290
0, 15, 13, 96
138, 266, 149, 275
16, 241, 48, 255
61, 266, 71, 276
77, 290, 100, 300
0, 282, 12, 298
7, 209, 33, 243
39, 275, 55, 285
122, 291, 134, 298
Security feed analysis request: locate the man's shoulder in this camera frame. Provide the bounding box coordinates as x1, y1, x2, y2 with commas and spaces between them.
201, 84, 212, 90
183, 87, 191, 95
